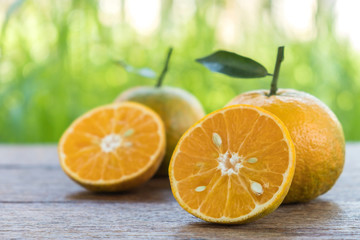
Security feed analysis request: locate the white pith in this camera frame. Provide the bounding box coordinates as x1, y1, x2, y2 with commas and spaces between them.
100, 128, 134, 153
217, 151, 244, 176
100, 134, 123, 153
213, 132, 255, 177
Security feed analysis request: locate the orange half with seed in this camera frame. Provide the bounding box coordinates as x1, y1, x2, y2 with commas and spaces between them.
169, 104, 296, 224
58, 102, 166, 192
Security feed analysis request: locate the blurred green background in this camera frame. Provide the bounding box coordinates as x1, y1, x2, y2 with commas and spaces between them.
0, 0, 359, 142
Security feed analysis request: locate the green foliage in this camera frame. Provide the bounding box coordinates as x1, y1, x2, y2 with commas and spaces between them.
0, 0, 360, 142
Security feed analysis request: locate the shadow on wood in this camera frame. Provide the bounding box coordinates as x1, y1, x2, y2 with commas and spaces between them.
176, 200, 344, 238
65, 178, 173, 203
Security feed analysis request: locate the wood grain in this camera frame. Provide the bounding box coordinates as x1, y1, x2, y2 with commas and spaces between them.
0, 144, 360, 239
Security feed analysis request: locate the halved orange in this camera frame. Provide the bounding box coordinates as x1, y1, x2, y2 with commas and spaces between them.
58, 102, 166, 192
169, 104, 296, 224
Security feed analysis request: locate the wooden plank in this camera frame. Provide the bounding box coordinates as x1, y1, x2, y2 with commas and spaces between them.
1, 144, 359, 203
0, 201, 359, 239
0, 170, 173, 203
0, 145, 57, 166
0, 161, 358, 203
0, 144, 359, 239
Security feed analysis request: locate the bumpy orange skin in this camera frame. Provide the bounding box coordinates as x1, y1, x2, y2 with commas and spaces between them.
116, 86, 205, 176
227, 89, 345, 203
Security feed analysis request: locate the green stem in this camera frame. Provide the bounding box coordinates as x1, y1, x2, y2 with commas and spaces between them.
269, 46, 284, 96
156, 47, 173, 88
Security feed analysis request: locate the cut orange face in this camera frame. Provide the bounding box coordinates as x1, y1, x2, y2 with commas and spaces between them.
169, 104, 296, 224
58, 102, 166, 192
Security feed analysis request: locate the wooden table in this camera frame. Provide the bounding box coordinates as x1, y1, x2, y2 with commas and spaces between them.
1, 144, 359, 239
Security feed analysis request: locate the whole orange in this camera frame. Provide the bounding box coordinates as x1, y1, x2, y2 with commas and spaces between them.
226, 89, 345, 203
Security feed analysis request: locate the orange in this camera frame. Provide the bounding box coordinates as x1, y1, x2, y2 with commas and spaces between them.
227, 89, 345, 203
58, 102, 166, 192
169, 104, 296, 224
116, 87, 205, 176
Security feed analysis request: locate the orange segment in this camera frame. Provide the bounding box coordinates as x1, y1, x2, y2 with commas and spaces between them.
58, 102, 166, 192
169, 104, 295, 224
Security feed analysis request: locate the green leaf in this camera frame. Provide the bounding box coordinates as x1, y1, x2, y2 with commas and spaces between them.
196, 50, 269, 78
116, 60, 156, 79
